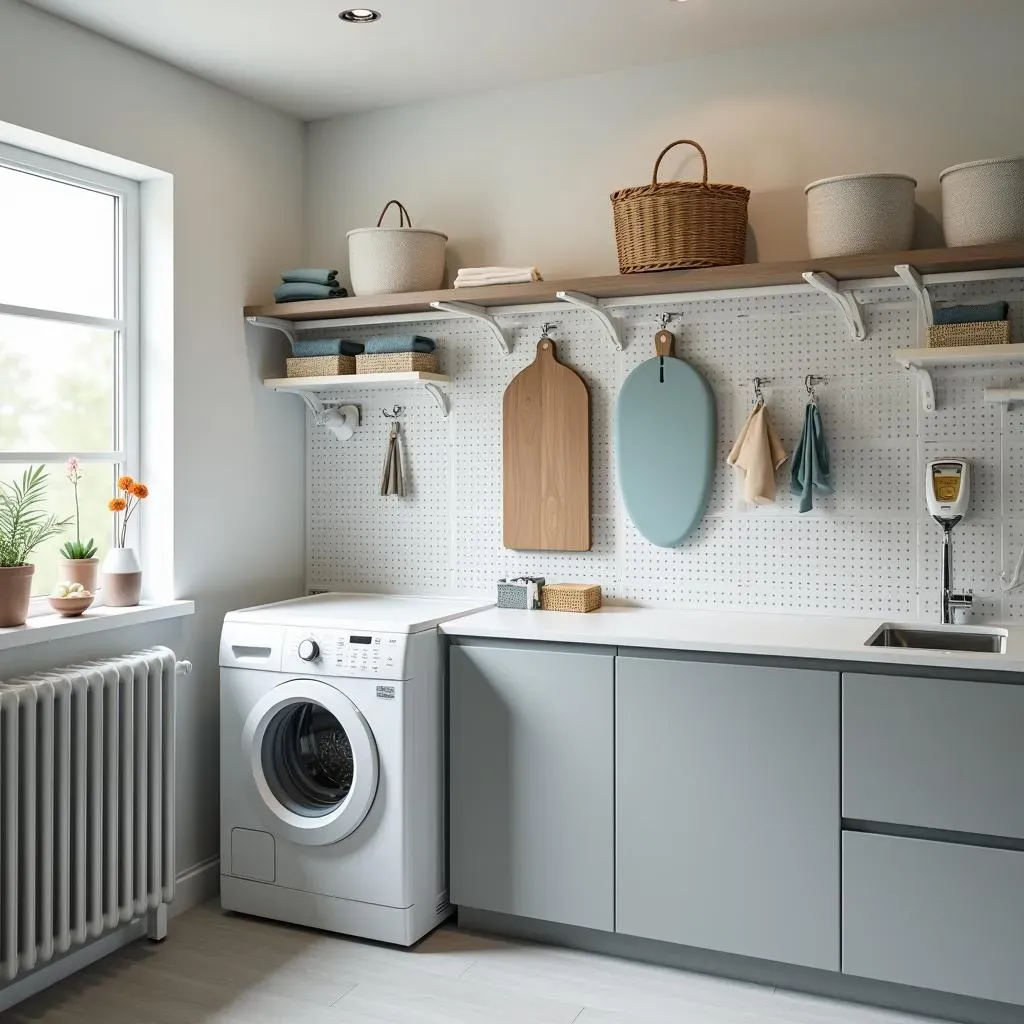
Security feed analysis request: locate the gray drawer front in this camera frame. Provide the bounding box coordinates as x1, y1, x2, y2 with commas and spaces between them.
843, 832, 1024, 1005
843, 673, 1024, 838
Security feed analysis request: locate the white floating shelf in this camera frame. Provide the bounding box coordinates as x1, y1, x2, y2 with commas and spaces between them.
264, 371, 452, 418
892, 345, 1024, 414
892, 344, 1024, 368
263, 371, 450, 390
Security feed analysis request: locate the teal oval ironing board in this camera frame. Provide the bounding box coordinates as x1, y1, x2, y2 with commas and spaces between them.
615, 330, 717, 548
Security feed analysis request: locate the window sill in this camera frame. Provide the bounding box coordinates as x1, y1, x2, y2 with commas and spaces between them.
0, 600, 194, 653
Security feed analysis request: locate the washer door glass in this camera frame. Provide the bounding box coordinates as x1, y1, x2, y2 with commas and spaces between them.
243, 679, 379, 847
264, 702, 355, 815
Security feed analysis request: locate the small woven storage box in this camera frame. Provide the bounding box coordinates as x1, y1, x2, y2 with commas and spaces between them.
286, 355, 355, 377
540, 583, 602, 614
928, 321, 1011, 348
355, 352, 439, 374
611, 139, 749, 273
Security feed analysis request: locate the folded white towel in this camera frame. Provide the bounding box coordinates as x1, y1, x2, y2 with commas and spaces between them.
454, 266, 542, 287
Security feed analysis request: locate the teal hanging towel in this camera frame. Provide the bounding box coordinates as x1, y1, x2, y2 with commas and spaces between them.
791, 402, 833, 513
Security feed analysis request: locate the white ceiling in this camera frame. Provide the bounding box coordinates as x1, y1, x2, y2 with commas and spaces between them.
22, 0, 985, 121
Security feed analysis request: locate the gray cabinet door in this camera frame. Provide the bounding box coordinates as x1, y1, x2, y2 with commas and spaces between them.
449, 642, 614, 931
843, 673, 1024, 838
616, 656, 840, 970
843, 832, 1024, 1004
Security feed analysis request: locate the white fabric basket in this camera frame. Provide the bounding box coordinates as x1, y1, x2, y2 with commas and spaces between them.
805, 173, 916, 258
347, 200, 447, 296
940, 157, 1024, 247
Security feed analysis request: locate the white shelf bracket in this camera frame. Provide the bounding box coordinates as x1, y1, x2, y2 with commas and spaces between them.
430, 301, 511, 354
423, 383, 450, 418
269, 387, 362, 431
556, 291, 624, 351
895, 264, 935, 327
911, 365, 936, 414
246, 315, 299, 349
802, 272, 867, 341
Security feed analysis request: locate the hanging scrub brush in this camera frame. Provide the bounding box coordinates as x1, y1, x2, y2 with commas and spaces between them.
380, 420, 406, 497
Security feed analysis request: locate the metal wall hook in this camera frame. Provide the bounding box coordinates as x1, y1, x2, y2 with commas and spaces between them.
382, 405, 404, 419
540, 322, 558, 339
753, 376, 770, 402
659, 313, 679, 329
805, 374, 827, 400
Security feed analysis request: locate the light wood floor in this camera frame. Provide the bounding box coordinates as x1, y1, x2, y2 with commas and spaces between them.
4, 902, 947, 1024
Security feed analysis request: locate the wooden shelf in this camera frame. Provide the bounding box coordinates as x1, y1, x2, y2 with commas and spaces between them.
263, 371, 450, 391
244, 242, 1024, 323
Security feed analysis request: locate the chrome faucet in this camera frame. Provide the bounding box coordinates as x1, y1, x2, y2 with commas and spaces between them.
939, 519, 958, 625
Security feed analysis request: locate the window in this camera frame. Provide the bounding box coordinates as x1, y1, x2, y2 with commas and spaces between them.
0, 142, 139, 601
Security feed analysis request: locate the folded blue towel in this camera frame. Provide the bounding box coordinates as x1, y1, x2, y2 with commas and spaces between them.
791, 402, 833, 513
933, 301, 1009, 325
274, 282, 347, 303
363, 335, 436, 355
280, 268, 339, 286
292, 338, 365, 357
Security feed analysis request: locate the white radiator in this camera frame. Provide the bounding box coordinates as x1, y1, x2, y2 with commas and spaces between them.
0, 647, 178, 982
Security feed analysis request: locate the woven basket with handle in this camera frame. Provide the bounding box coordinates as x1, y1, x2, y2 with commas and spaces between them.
611, 140, 750, 274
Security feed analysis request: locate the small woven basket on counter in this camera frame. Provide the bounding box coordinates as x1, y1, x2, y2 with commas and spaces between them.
611, 139, 749, 274
287, 355, 356, 378
355, 352, 439, 374
540, 583, 602, 614
927, 321, 1011, 348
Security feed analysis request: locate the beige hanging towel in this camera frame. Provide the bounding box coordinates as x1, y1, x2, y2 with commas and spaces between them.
727, 400, 788, 504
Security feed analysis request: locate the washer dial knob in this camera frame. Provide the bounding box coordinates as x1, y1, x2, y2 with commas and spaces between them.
297, 639, 320, 663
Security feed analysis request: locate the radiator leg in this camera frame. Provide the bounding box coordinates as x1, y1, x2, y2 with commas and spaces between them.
146, 904, 168, 942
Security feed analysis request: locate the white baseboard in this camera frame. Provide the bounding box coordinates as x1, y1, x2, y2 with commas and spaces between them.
171, 856, 220, 917
0, 857, 220, 1013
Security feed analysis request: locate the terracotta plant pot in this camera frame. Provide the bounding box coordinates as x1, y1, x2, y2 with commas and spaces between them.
0, 564, 35, 627
57, 557, 99, 595
101, 547, 142, 608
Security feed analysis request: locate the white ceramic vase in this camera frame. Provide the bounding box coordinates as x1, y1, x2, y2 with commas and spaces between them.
101, 547, 142, 607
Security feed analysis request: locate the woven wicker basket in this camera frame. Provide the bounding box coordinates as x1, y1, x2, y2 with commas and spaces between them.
286, 355, 356, 378
927, 321, 1011, 348
540, 583, 602, 614
611, 140, 750, 274
355, 352, 439, 374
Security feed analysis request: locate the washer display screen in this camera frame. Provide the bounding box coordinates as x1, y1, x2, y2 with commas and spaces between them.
261, 701, 355, 816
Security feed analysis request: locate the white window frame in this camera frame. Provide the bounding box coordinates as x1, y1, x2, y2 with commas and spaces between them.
0, 141, 140, 614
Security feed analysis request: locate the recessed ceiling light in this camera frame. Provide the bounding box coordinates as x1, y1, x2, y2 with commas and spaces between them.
339, 8, 381, 23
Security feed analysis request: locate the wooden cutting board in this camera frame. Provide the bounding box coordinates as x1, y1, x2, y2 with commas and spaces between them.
616, 329, 716, 548
503, 338, 590, 551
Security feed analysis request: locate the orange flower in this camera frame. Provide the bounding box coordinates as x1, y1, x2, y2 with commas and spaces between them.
117, 475, 135, 492
108, 497, 127, 512
129, 482, 149, 499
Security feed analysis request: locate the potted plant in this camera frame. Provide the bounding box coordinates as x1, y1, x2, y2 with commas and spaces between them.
0, 466, 73, 627
101, 475, 149, 607
58, 457, 99, 593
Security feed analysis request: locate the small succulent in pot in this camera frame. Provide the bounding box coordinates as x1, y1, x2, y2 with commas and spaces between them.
57, 458, 100, 593
0, 466, 72, 627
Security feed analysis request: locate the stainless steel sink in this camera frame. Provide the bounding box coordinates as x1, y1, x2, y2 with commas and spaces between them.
866, 623, 1007, 654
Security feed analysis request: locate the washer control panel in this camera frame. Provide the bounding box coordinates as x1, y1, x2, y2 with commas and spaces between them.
282, 628, 409, 680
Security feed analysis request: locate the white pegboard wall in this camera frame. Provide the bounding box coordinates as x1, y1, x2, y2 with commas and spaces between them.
303, 277, 1024, 622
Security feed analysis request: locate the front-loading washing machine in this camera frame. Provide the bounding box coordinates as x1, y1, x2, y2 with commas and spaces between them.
219, 592, 489, 945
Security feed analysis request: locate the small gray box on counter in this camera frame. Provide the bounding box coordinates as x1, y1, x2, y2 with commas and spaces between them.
496, 577, 545, 610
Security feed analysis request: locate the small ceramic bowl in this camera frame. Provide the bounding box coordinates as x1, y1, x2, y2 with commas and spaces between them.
48, 594, 95, 617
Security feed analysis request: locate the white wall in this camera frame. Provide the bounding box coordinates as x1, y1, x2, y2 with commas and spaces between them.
306, 4, 1024, 281
0, 0, 306, 889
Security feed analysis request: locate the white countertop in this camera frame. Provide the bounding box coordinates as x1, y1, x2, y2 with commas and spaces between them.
441, 606, 1024, 675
